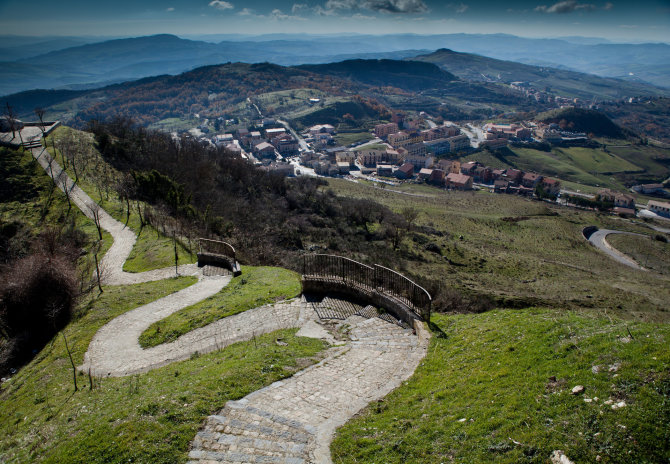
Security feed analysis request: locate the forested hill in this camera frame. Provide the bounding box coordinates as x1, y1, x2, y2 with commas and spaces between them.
68, 62, 360, 126
298, 59, 457, 91
5, 59, 514, 127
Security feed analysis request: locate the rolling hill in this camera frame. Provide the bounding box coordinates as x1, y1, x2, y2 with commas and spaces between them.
410, 48, 668, 100
3, 33, 669, 98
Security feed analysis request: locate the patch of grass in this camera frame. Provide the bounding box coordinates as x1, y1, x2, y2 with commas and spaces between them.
333, 131, 374, 146
0, 276, 327, 464
607, 233, 670, 275
332, 309, 670, 464
354, 143, 388, 152
139, 266, 302, 348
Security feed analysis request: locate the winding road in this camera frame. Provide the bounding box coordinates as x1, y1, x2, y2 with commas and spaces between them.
29, 143, 429, 463
587, 228, 647, 270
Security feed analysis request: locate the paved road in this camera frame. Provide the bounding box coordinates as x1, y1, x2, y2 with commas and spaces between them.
588, 229, 646, 270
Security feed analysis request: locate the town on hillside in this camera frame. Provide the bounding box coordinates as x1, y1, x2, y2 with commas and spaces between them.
171, 110, 670, 222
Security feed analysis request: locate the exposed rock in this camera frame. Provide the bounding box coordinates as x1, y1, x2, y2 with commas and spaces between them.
571, 385, 585, 395
551, 450, 575, 464
611, 401, 626, 410
608, 362, 620, 372
591, 365, 601, 374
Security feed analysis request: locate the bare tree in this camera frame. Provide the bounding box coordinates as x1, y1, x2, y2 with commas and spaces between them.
401, 206, 419, 233
88, 202, 104, 241
5, 103, 25, 147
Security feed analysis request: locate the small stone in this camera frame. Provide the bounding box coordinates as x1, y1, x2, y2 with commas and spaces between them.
583, 398, 593, 403
596, 455, 602, 462
571, 385, 585, 395
611, 401, 626, 410
458, 418, 467, 422
550, 450, 575, 464
591, 365, 601, 374
608, 363, 620, 372
604, 399, 613, 405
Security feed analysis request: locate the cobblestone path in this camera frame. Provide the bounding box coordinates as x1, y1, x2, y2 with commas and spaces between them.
189, 302, 429, 464
29, 145, 197, 285
30, 144, 430, 463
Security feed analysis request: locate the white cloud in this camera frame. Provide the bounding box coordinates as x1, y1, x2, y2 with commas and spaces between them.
535, 1, 596, 14
166, 7, 175, 11
603, 2, 613, 10
208, 0, 234, 11
319, 0, 428, 15
292, 3, 309, 14
450, 3, 469, 13
238, 7, 254, 15
270, 8, 307, 20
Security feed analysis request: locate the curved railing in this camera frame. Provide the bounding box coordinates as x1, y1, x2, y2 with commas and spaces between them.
302, 254, 431, 322
197, 238, 241, 276
199, 238, 236, 260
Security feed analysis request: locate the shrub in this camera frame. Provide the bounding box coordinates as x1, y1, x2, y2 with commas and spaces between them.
0, 251, 78, 374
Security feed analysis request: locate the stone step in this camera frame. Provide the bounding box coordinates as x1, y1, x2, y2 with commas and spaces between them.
193, 431, 307, 457
188, 448, 306, 463
190, 404, 316, 463
203, 411, 312, 445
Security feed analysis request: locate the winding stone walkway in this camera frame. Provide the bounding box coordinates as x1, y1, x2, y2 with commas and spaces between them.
29, 143, 429, 463
190, 309, 429, 464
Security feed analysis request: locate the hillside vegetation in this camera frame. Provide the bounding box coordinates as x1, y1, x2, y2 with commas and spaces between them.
538, 108, 624, 138
333, 309, 670, 463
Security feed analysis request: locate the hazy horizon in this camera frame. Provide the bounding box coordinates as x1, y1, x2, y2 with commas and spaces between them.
1, 0, 668, 43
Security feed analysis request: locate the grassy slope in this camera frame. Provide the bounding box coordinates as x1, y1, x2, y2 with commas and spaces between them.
0, 147, 113, 271
607, 233, 670, 275
0, 277, 327, 463
463, 143, 670, 195
332, 309, 670, 463
45, 126, 197, 272
325, 178, 670, 322
139, 266, 302, 348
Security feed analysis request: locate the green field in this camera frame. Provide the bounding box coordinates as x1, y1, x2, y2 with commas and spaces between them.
148, 117, 200, 133
0, 277, 327, 463
332, 309, 670, 463
333, 131, 374, 146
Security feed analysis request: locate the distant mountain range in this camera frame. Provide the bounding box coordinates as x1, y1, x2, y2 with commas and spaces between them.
1, 33, 669, 97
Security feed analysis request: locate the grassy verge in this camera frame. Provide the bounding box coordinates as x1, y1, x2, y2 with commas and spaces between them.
607, 233, 670, 275
0, 276, 328, 463
332, 309, 670, 464
45, 126, 196, 272
139, 266, 302, 348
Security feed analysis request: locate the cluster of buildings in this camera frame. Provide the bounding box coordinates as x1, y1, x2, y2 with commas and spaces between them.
375, 122, 471, 158
212, 124, 299, 163
302, 124, 336, 149
509, 82, 599, 109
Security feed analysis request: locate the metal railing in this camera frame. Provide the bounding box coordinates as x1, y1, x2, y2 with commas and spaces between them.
303, 254, 431, 321
198, 238, 236, 260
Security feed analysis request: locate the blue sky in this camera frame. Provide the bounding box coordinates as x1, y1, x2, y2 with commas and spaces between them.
1, 0, 668, 42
